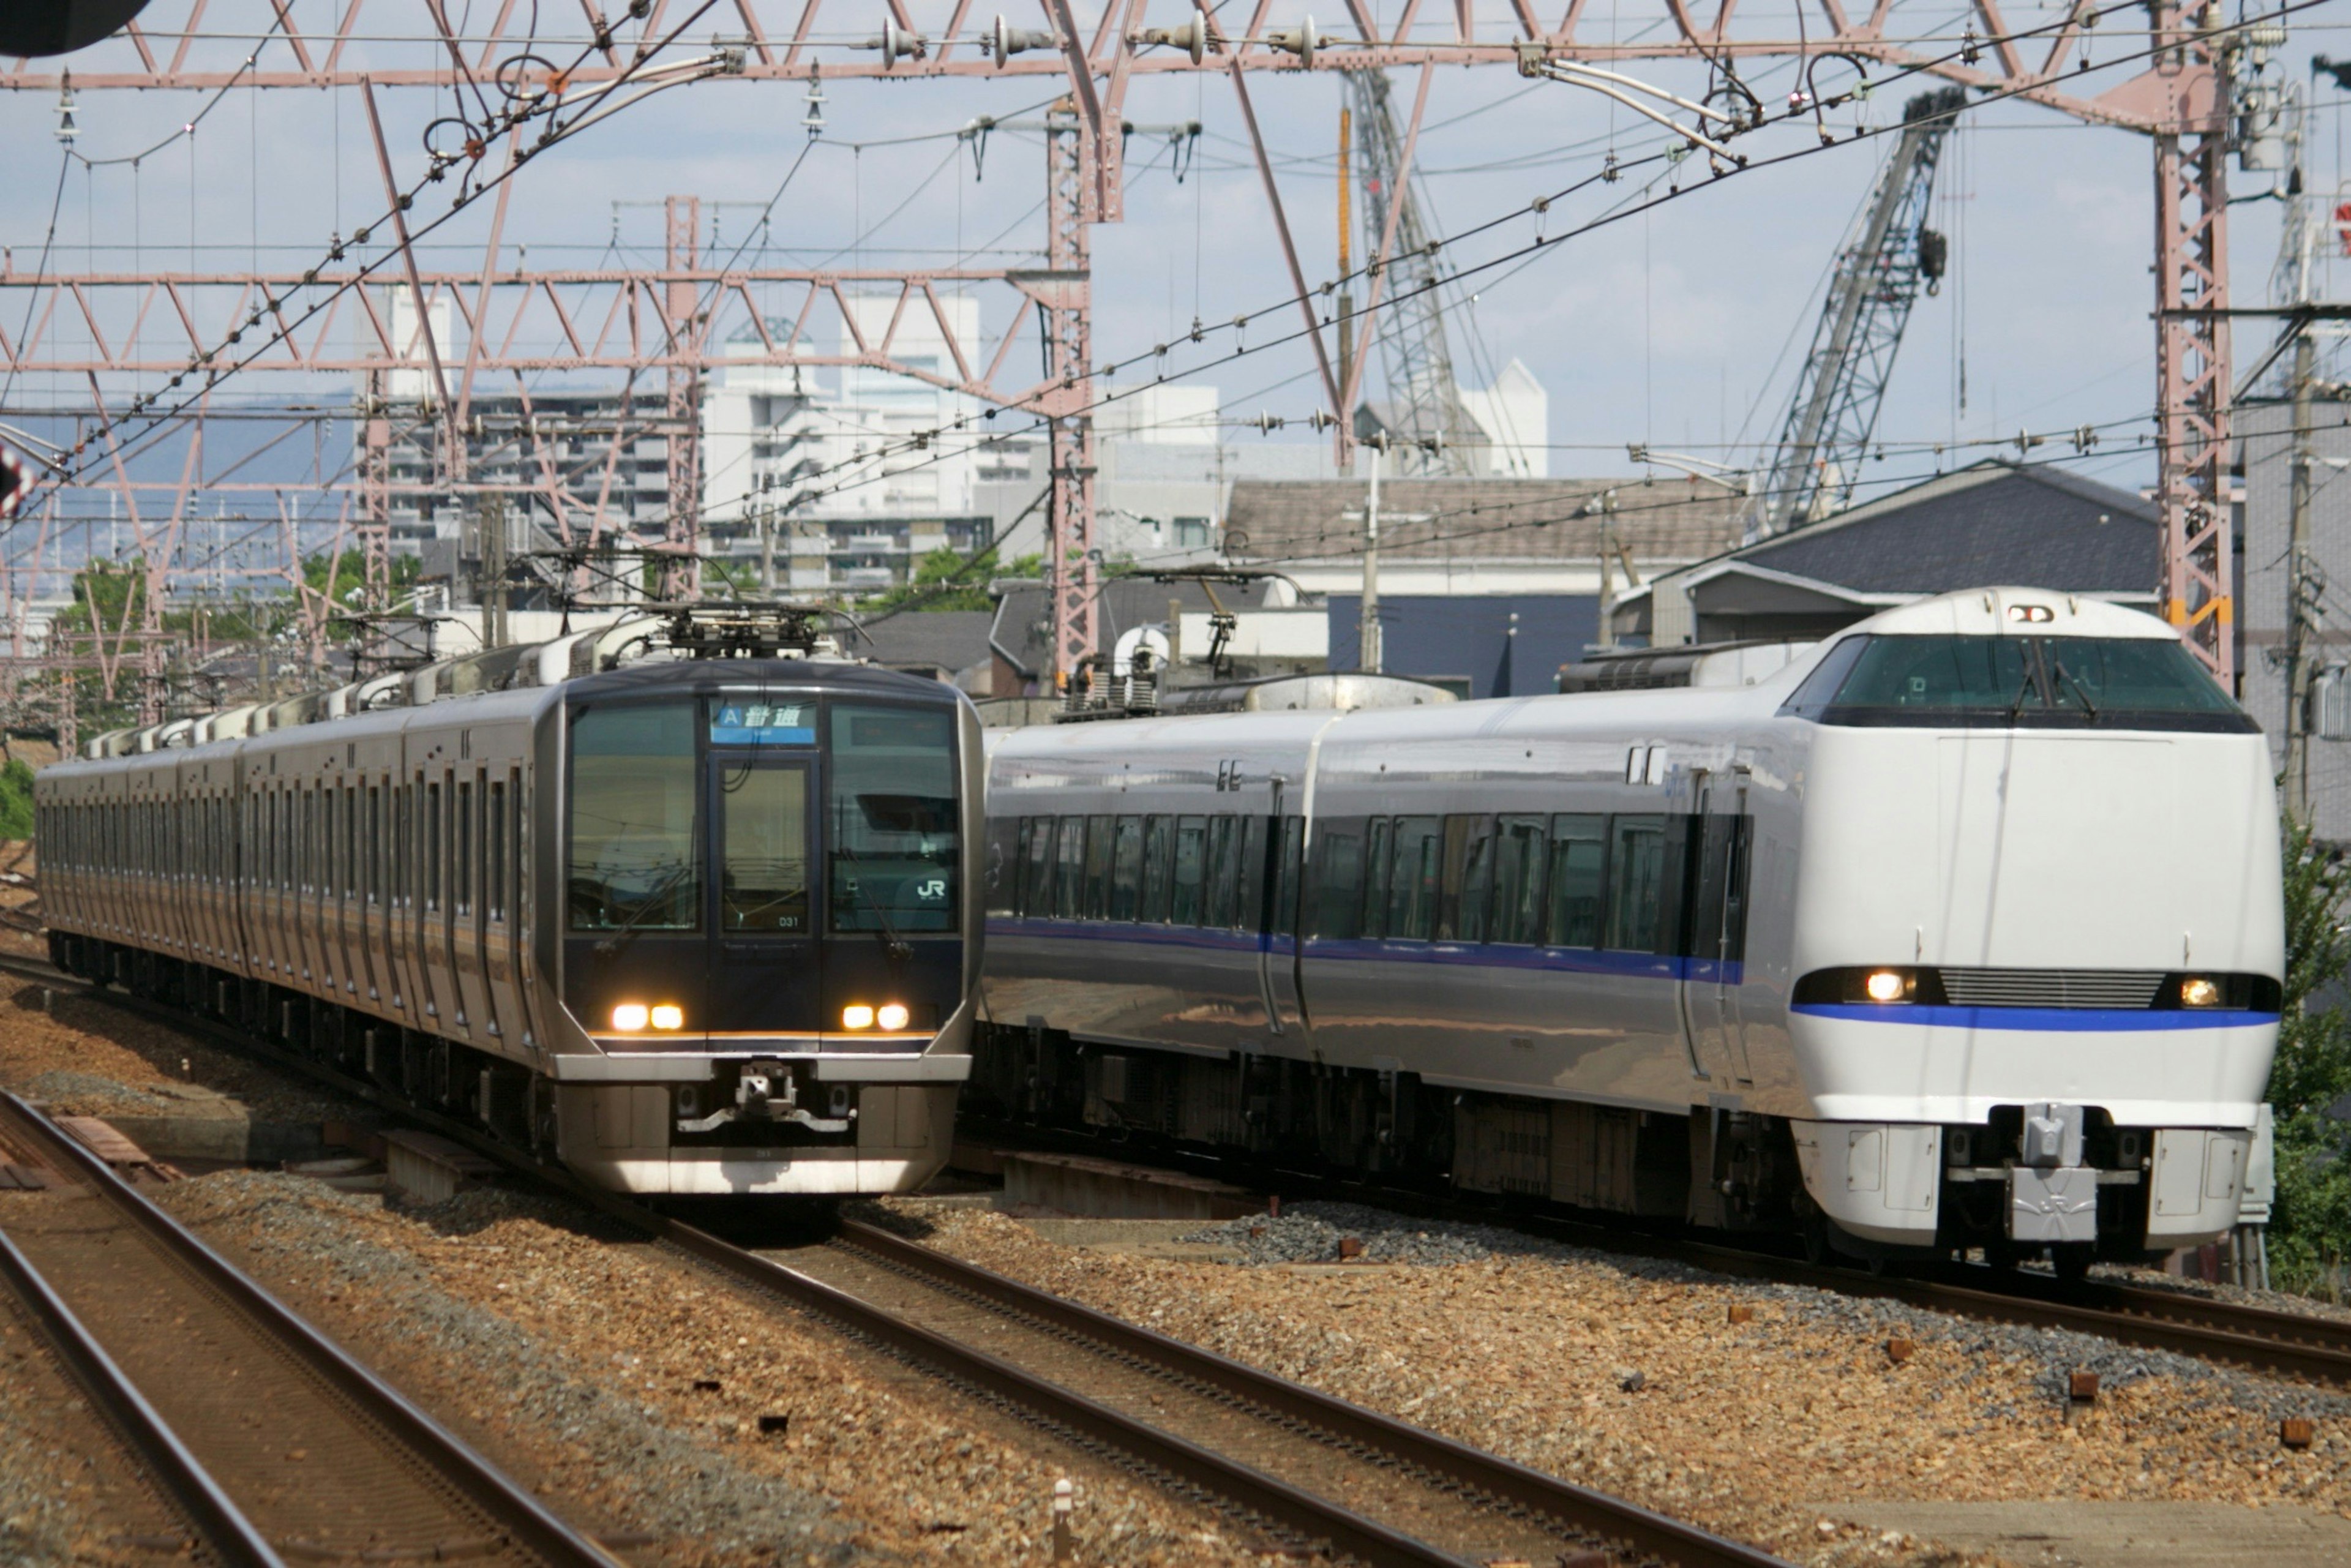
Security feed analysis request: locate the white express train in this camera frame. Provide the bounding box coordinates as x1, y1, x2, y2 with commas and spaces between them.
974, 588, 2282, 1267
37, 611, 982, 1197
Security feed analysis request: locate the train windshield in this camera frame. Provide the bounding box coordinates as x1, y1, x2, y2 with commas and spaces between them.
828, 704, 960, 933
569, 703, 702, 929
1785, 634, 2257, 732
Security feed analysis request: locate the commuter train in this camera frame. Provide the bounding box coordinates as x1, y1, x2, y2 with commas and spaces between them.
973, 589, 2281, 1267
36, 610, 981, 1197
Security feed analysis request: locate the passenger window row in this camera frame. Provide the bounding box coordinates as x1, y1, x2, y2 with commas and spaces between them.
42, 771, 527, 928
992, 808, 1751, 963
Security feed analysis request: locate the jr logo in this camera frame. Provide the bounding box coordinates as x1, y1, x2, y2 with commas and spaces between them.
917, 878, 947, 901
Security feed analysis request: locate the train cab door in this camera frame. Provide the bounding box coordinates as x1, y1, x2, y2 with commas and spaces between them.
1256, 783, 1304, 1036
1677, 775, 1755, 1086
707, 754, 822, 1045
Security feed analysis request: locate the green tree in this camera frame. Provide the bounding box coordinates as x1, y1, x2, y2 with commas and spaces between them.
0, 758, 33, 839
2265, 819, 2351, 1293
864, 547, 1042, 615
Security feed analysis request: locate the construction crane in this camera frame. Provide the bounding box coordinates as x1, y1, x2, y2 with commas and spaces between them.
1744, 86, 1968, 539
1344, 69, 1487, 477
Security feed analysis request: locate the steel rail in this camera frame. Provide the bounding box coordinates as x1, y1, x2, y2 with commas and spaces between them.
0, 955, 1793, 1568
0, 1225, 288, 1568
830, 1218, 1791, 1568
0, 1090, 621, 1568
977, 1119, 2351, 1390
12, 945, 2351, 1385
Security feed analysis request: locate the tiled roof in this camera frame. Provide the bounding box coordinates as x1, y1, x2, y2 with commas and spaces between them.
1732, 462, 2159, 595
1222, 476, 1744, 565
849, 610, 995, 673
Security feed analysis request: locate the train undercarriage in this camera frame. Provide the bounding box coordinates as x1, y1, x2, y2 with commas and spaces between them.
968, 1019, 2188, 1275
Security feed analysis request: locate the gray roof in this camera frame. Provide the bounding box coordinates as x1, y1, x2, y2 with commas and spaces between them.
850, 610, 995, 673
989, 578, 1280, 680
1223, 476, 1742, 565
1733, 462, 2160, 595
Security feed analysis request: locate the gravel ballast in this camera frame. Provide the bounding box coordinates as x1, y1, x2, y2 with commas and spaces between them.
152, 1172, 1272, 1568
890, 1197, 2351, 1567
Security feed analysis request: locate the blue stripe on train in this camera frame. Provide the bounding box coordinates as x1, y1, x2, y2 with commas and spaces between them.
1791, 1003, 2279, 1032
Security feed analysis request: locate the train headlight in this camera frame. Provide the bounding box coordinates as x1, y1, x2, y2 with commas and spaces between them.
650, 1003, 685, 1031
611, 1002, 650, 1032
877, 1002, 911, 1032
1864, 970, 1909, 1003
2180, 976, 2222, 1008
841, 1004, 875, 1030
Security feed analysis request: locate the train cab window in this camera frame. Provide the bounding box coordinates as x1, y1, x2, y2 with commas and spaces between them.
1438, 815, 1494, 943
568, 704, 699, 931
1052, 817, 1086, 918
720, 765, 809, 932
1604, 815, 1668, 952
1020, 816, 1056, 917
1141, 816, 1174, 922
1384, 817, 1442, 942
1545, 815, 1607, 947
1171, 816, 1207, 926
1785, 632, 2254, 731
1109, 816, 1144, 921
1491, 815, 1548, 944
487, 781, 506, 921
1082, 815, 1115, 920
828, 704, 959, 934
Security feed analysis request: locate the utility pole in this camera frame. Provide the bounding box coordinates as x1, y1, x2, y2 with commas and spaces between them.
478, 492, 509, 649
1360, 435, 1384, 674
1336, 105, 1353, 422
2284, 328, 2318, 819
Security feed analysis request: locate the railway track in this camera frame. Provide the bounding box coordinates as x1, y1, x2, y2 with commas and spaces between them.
0, 1089, 618, 1568
0, 953, 1791, 1568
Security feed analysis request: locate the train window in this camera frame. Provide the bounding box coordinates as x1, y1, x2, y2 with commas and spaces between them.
366, 787, 382, 906
1546, 815, 1608, 948
1109, 816, 1144, 921
487, 781, 506, 921
1141, 816, 1174, 922
344, 787, 358, 898
1438, 816, 1494, 943
1684, 813, 1755, 966
1204, 816, 1240, 929
1491, 816, 1548, 944
1272, 817, 1305, 939
1237, 815, 1269, 932
1021, 816, 1056, 917
394, 786, 411, 905
568, 704, 700, 932
1385, 817, 1442, 942
508, 772, 525, 928
1360, 817, 1394, 939
828, 704, 959, 934
720, 766, 809, 932
1171, 816, 1207, 926
1789, 632, 2252, 730
426, 782, 443, 912
1082, 815, 1115, 920
1605, 815, 1668, 952
456, 781, 474, 916
1053, 816, 1086, 918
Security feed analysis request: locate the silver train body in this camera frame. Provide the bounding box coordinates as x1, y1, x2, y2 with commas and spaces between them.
975, 589, 2281, 1259
37, 618, 981, 1197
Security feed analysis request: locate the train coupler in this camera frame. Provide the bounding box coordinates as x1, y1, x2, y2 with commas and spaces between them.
2006, 1101, 2097, 1244
675, 1060, 854, 1134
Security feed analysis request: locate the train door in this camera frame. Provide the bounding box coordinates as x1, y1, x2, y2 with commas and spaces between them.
451, 768, 494, 1038
1676, 775, 1755, 1086
1256, 783, 1303, 1035
707, 753, 819, 1043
